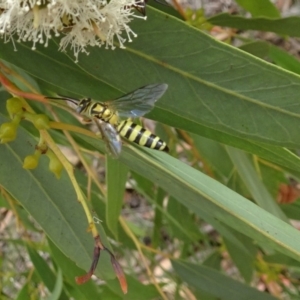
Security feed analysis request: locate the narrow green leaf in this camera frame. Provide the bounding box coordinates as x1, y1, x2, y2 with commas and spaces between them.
45, 269, 63, 300
82, 136, 300, 264
202, 251, 222, 270
269, 45, 300, 75
16, 282, 30, 300
209, 13, 300, 37
132, 172, 156, 199
264, 253, 300, 268
191, 127, 300, 174
191, 134, 233, 180
26, 244, 68, 300
152, 188, 164, 248
173, 260, 277, 300
223, 229, 257, 283
235, 0, 280, 18
226, 147, 287, 221
134, 184, 199, 242
106, 156, 128, 238
281, 201, 300, 220
239, 41, 270, 59
167, 197, 202, 242
260, 162, 285, 199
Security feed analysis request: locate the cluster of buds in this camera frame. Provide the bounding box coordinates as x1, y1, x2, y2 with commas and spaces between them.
0, 96, 63, 178
0, 0, 146, 61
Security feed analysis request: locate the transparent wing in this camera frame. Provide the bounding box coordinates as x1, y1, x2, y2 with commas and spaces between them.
107, 83, 168, 118
93, 118, 122, 158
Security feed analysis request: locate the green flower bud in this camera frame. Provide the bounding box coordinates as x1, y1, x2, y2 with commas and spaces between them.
49, 157, 63, 179
6, 97, 24, 118
47, 151, 63, 179
32, 114, 50, 130
23, 154, 39, 170
0, 122, 17, 143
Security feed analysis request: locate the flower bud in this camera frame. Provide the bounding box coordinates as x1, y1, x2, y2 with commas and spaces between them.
23, 154, 39, 170
6, 97, 24, 118
32, 114, 50, 130
47, 152, 63, 179
0, 122, 17, 143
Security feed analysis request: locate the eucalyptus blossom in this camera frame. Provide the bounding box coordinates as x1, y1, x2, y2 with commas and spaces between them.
0, 0, 146, 61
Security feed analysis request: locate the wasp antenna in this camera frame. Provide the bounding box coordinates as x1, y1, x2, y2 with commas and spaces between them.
44, 95, 79, 105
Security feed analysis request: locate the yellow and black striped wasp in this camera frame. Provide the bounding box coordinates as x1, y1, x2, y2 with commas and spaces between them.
46, 84, 169, 157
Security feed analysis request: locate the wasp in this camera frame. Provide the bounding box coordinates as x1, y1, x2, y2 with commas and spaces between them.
46, 84, 169, 157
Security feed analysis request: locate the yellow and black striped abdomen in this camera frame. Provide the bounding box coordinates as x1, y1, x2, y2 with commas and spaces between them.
117, 120, 168, 152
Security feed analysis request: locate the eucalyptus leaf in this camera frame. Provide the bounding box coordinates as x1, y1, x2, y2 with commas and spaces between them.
80, 134, 300, 263
0, 114, 114, 281
209, 13, 300, 37
173, 260, 277, 300
1, 9, 300, 151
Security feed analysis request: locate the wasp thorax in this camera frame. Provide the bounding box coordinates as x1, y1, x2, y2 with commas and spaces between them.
102, 108, 111, 118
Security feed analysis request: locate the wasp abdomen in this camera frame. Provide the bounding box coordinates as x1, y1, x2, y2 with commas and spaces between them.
118, 120, 168, 152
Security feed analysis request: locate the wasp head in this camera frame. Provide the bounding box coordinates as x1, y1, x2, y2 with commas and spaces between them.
76, 98, 91, 114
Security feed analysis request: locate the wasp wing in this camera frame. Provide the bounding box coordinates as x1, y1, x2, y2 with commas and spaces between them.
93, 118, 122, 158
107, 83, 168, 119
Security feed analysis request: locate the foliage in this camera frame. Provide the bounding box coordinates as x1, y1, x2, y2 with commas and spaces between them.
1, 1, 300, 299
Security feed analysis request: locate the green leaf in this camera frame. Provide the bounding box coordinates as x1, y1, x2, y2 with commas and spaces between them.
202, 251, 222, 270
167, 197, 202, 242
269, 45, 300, 75
2, 9, 300, 151
235, 0, 280, 18
16, 283, 30, 300
81, 135, 300, 264
239, 41, 270, 59
134, 183, 200, 242
281, 201, 300, 220
45, 268, 63, 300
0, 114, 114, 281
191, 134, 234, 180
26, 245, 60, 295
152, 187, 165, 248
106, 156, 128, 238
223, 229, 257, 283
226, 147, 287, 221
241, 41, 300, 76
173, 260, 277, 300
264, 253, 300, 268
192, 127, 300, 174
208, 13, 300, 37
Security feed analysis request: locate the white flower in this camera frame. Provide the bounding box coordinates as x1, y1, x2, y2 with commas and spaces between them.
0, 0, 146, 61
